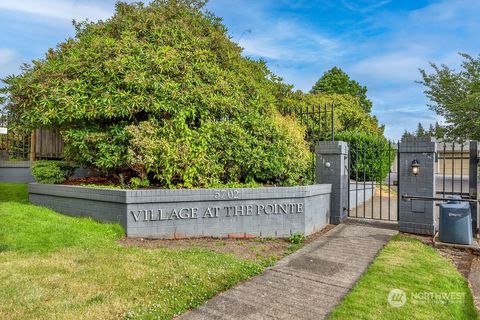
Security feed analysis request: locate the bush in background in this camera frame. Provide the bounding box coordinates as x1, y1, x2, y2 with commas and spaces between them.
276, 92, 384, 144
32, 161, 76, 184
335, 131, 395, 182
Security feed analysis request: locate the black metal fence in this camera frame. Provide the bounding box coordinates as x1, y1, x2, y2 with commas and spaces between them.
279, 104, 335, 145
0, 112, 31, 160
436, 141, 478, 231
279, 104, 335, 181
436, 141, 473, 198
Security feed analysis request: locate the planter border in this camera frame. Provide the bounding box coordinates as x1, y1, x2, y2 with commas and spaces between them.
29, 183, 332, 239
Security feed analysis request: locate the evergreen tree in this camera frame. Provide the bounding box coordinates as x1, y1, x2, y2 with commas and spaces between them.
416, 123, 426, 137
402, 129, 413, 140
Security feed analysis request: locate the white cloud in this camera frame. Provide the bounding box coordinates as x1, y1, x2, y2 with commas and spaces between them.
0, 0, 113, 21
350, 53, 427, 83
238, 20, 342, 64
0, 48, 19, 77
341, 0, 391, 13
0, 48, 14, 62
408, 0, 480, 26
208, 1, 343, 65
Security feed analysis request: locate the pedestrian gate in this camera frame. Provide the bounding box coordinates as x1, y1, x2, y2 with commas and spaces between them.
347, 141, 400, 221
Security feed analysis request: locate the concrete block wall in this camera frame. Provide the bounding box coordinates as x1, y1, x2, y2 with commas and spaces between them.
29, 184, 332, 239
0, 161, 100, 183
349, 183, 376, 210
398, 137, 437, 235
28, 184, 127, 227
315, 141, 349, 224
0, 161, 35, 183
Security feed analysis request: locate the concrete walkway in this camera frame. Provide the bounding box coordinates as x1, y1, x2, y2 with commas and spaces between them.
349, 194, 398, 221
178, 223, 398, 320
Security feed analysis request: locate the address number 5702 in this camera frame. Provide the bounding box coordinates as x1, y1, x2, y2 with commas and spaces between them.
214, 189, 240, 199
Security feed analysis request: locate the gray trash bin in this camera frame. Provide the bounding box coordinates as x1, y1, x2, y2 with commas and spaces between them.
439, 196, 473, 245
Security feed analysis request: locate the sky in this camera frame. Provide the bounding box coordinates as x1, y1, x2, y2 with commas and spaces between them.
1, 0, 479, 140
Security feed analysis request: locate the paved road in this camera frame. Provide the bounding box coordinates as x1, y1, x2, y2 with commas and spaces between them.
349, 193, 398, 221
387, 173, 475, 195
350, 174, 477, 222
178, 224, 397, 320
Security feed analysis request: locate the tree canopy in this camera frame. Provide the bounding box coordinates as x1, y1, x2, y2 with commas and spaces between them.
1, 0, 311, 188
419, 53, 480, 140
310, 67, 373, 113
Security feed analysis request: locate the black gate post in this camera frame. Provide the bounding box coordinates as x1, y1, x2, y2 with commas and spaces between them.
469, 141, 479, 236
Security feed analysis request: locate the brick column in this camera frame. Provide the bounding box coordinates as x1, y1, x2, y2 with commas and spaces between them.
315, 141, 349, 224
398, 137, 436, 235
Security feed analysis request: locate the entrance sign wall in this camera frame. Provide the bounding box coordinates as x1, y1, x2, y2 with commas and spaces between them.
29, 184, 331, 238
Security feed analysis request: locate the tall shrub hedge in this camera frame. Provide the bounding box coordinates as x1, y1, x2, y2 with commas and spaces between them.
1, 1, 311, 188
335, 131, 395, 182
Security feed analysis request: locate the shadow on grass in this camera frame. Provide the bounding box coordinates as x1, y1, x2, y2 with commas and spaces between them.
0, 182, 125, 253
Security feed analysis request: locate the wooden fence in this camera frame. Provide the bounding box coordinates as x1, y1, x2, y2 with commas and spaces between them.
0, 125, 63, 160
32, 128, 64, 160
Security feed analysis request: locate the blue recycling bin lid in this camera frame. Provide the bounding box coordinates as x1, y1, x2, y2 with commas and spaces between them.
446, 195, 463, 204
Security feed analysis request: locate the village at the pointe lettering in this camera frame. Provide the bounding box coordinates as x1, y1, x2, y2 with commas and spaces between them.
130, 203, 304, 222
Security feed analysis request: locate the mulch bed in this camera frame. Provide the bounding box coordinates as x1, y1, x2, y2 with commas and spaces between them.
62, 176, 120, 186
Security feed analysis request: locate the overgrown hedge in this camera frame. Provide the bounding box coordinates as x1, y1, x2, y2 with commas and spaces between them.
2, 1, 312, 188
335, 131, 395, 182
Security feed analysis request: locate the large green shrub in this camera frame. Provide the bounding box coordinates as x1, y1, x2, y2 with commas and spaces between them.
335, 131, 395, 182
32, 161, 75, 184
2, 1, 311, 188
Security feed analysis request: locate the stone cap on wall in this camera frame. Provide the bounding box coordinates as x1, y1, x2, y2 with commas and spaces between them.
28, 183, 332, 204
315, 141, 348, 155
0, 161, 33, 168
399, 137, 437, 153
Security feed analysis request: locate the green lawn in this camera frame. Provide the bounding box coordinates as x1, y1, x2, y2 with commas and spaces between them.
2, 183, 478, 319
330, 234, 479, 320
0, 183, 264, 319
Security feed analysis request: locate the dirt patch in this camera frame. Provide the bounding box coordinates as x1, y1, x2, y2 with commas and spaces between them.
470, 256, 480, 311
304, 224, 336, 244
119, 237, 290, 262
436, 247, 475, 278
446, 249, 480, 313
118, 224, 336, 262
375, 185, 397, 198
